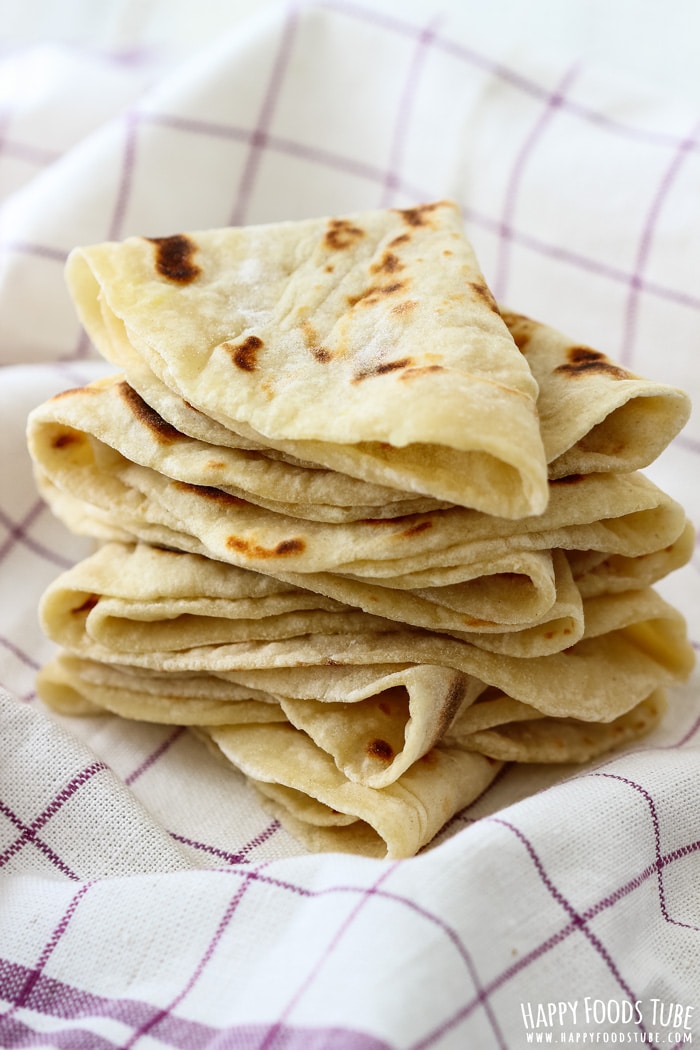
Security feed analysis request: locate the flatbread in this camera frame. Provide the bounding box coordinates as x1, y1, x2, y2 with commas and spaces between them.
37, 651, 483, 789
27, 412, 686, 583
446, 687, 666, 762
199, 722, 503, 860
64, 201, 549, 518
35, 374, 449, 523
38, 541, 584, 659
28, 409, 689, 650
39, 574, 694, 724
501, 310, 691, 476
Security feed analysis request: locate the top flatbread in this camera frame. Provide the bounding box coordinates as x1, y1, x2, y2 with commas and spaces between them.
65, 200, 548, 519
501, 310, 691, 476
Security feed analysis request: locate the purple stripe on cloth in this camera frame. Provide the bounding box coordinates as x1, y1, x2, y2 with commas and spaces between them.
379, 18, 440, 207
491, 63, 580, 301
0, 798, 81, 881
256, 865, 400, 1050
322, 0, 700, 153
676, 432, 700, 456
490, 816, 648, 1034
1, 140, 60, 167
0, 241, 68, 262
121, 874, 259, 1047
141, 110, 420, 192
619, 119, 700, 366
0, 997, 393, 1050
229, 5, 300, 226
462, 201, 700, 313
0, 762, 107, 871
0, 504, 76, 571
673, 706, 700, 747
411, 834, 700, 1049
592, 772, 700, 932
0, 103, 698, 319
169, 820, 281, 866
0, 637, 41, 673
2, 836, 700, 1046
586, 838, 700, 922
67, 327, 95, 363
0, 883, 93, 1023
0, 1015, 117, 1049
3, 190, 698, 316
0, 502, 43, 563
0, 957, 213, 1045
138, 107, 700, 315
0, 681, 36, 706
108, 111, 140, 240
124, 727, 186, 786
0, 38, 157, 69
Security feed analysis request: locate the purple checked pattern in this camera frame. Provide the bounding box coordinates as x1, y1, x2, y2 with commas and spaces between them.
0, 1, 699, 1047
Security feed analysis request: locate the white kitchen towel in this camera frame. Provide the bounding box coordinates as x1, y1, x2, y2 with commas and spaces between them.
1, 2, 699, 1047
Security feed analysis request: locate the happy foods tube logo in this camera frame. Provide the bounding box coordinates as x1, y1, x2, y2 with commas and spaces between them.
519, 997, 695, 1044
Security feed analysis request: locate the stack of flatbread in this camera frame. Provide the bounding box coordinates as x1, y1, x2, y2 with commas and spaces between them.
27, 200, 695, 859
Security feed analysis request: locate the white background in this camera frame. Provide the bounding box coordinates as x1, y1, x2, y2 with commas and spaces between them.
5, 0, 700, 111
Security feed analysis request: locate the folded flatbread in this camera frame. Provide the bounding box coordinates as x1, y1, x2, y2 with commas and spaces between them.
38, 541, 585, 659
64, 201, 549, 518
34, 375, 448, 523
445, 686, 666, 762
501, 310, 691, 477
38, 652, 484, 789
28, 398, 690, 650
39, 563, 694, 726
225, 677, 655, 854
38, 649, 667, 858
200, 723, 503, 859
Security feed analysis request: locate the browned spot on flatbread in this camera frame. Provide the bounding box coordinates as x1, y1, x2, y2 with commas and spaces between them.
299, 320, 332, 363
49, 386, 93, 402
366, 739, 394, 761
225, 535, 306, 559
352, 357, 413, 382
358, 517, 403, 526
173, 481, 246, 506
400, 520, 433, 538
469, 279, 500, 315
146, 234, 201, 284
388, 233, 411, 248
395, 201, 446, 227
224, 335, 263, 372
347, 280, 408, 309
556, 346, 631, 380
391, 299, 418, 318
501, 311, 536, 352
399, 363, 444, 379
50, 430, 85, 450
370, 251, 404, 275
70, 594, 99, 615
437, 678, 468, 738
118, 381, 181, 443
324, 218, 365, 250
205, 459, 227, 470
